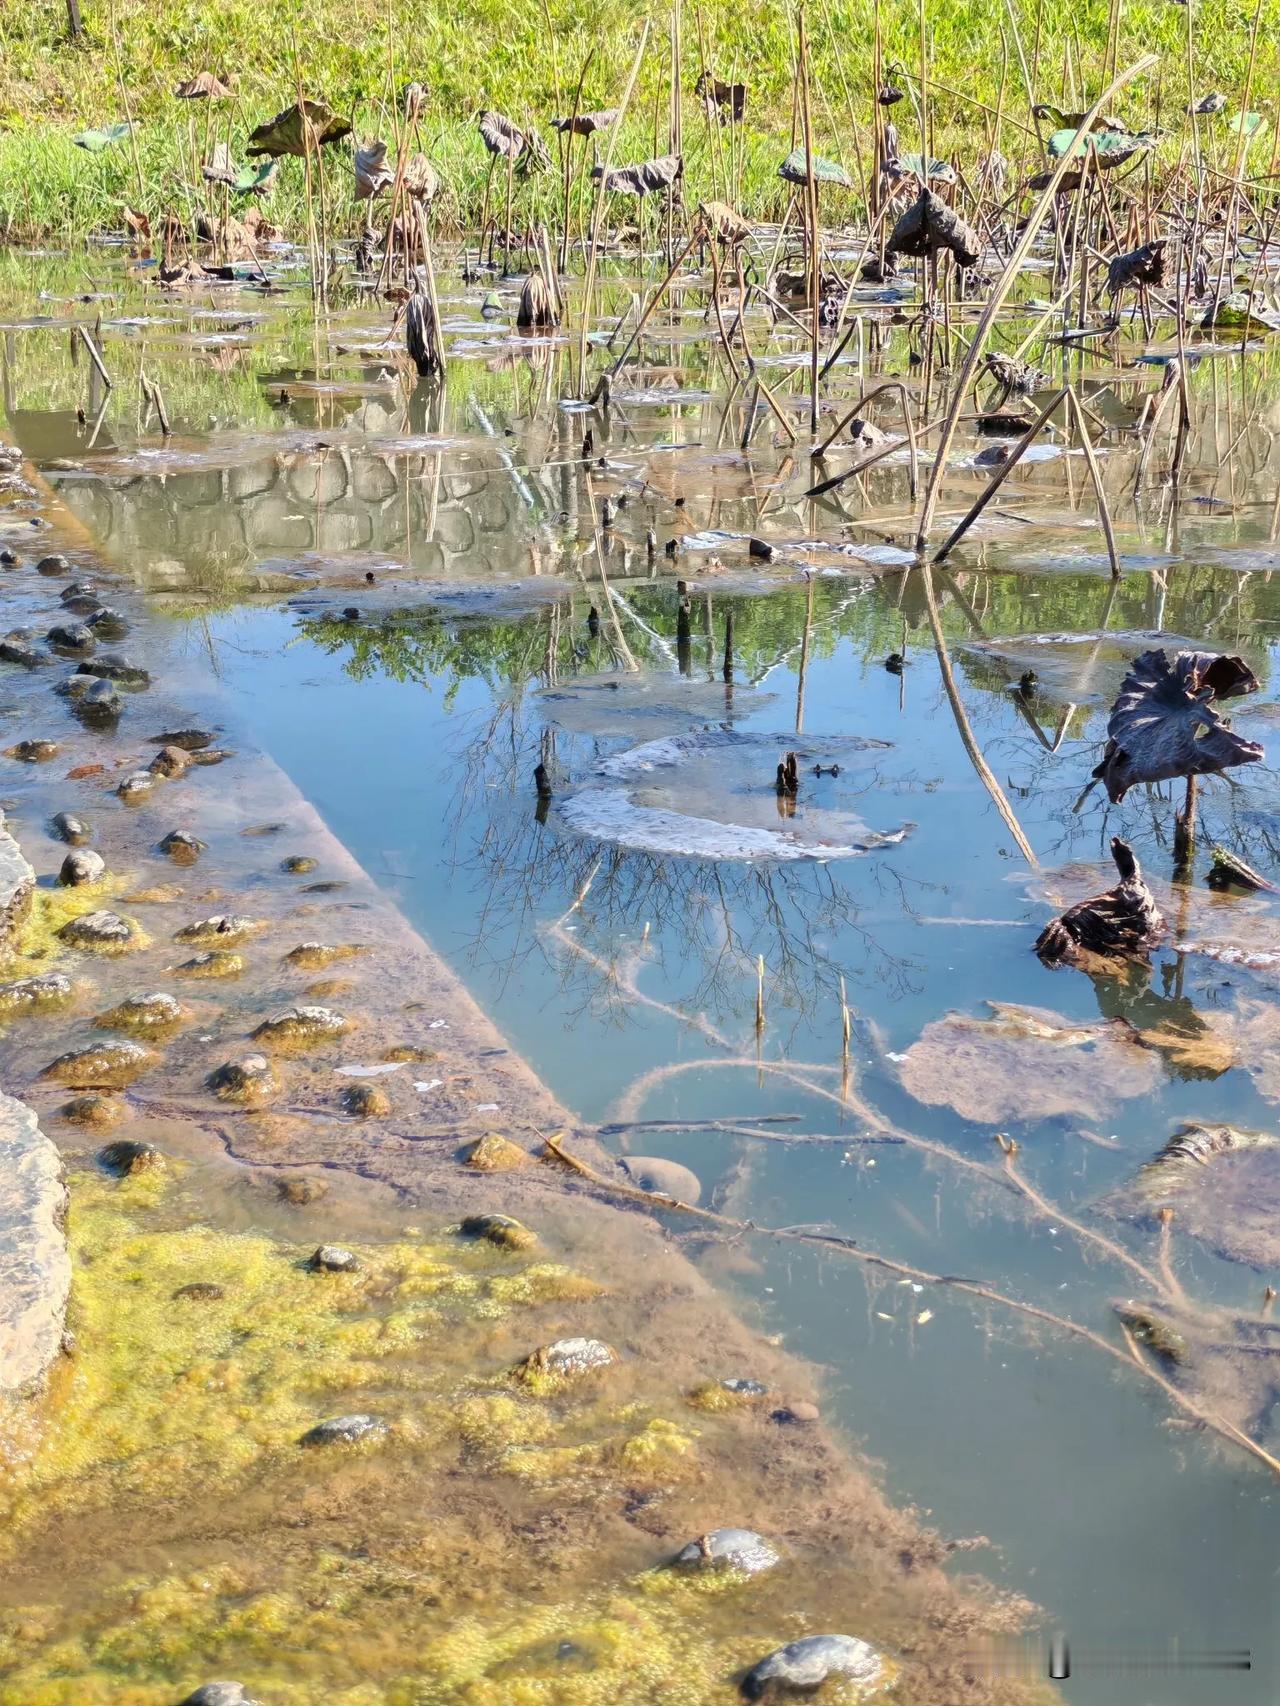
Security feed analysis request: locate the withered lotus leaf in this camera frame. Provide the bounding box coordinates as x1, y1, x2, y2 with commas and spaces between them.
1092, 649, 1262, 802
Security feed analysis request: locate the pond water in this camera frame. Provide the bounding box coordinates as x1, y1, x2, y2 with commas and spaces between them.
4, 243, 1280, 1701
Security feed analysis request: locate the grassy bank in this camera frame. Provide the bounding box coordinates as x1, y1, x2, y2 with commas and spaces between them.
0, 0, 1275, 238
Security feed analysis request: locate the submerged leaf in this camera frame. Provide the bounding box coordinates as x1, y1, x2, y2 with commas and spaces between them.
1102, 1122, 1280, 1268
886, 188, 980, 268
1092, 649, 1263, 802
246, 100, 351, 158
1035, 838, 1164, 966
593, 153, 683, 196
73, 121, 134, 154
778, 149, 853, 189
896, 1001, 1160, 1124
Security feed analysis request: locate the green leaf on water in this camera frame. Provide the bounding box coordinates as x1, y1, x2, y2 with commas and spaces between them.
72, 121, 134, 154
1227, 111, 1266, 143
777, 148, 853, 188
1046, 126, 1153, 168
232, 159, 280, 196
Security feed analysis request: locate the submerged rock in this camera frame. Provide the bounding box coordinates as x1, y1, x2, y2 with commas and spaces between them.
284, 943, 367, 970
300, 1413, 386, 1448
35, 554, 70, 577
7, 739, 59, 763
85, 606, 129, 640
59, 910, 140, 952
59, 849, 106, 887
252, 1006, 347, 1050
0, 972, 73, 1015
673, 1528, 780, 1576
620, 1155, 702, 1203
173, 1282, 226, 1302
99, 1139, 164, 1177
118, 771, 160, 803
741, 1634, 893, 1701
92, 992, 183, 1034
308, 1245, 359, 1272
459, 1213, 538, 1251
461, 1132, 530, 1172
74, 678, 123, 725
174, 915, 264, 946
341, 1082, 389, 1118
150, 744, 192, 778
277, 1175, 327, 1206
50, 811, 91, 845
59, 1093, 124, 1130
206, 1054, 278, 1105
46, 623, 95, 657
41, 1039, 154, 1088
280, 855, 318, 874
159, 830, 206, 864
520, 1337, 618, 1381
179, 1685, 260, 1706
80, 654, 151, 688
151, 729, 214, 751
174, 949, 244, 979
0, 638, 42, 669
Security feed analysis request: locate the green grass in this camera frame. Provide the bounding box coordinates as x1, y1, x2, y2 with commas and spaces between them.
0, 0, 1276, 238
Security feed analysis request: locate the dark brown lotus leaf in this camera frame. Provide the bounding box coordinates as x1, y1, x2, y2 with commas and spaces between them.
478, 109, 525, 159
1107, 238, 1167, 295
1092, 649, 1263, 803
886, 189, 981, 269
403, 153, 440, 202
516, 271, 557, 330
983, 351, 1046, 398
174, 71, 231, 99
1102, 1122, 1280, 1269
697, 199, 752, 244
878, 83, 904, 107
695, 72, 745, 122
592, 153, 683, 197
1035, 837, 1164, 966
354, 140, 394, 201
550, 108, 620, 136
247, 100, 352, 158
896, 1000, 1160, 1124
405, 291, 440, 377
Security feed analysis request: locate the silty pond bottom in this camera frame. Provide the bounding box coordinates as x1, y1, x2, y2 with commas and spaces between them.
1, 244, 1280, 1702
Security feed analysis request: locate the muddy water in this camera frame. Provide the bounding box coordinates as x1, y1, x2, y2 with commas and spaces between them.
3, 246, 1280, 1701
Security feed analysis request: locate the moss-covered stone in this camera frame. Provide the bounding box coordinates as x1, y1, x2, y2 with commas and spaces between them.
461, 1133, 530, 1173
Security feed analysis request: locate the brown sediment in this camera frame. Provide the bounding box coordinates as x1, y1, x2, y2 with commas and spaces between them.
0, 488, 1052, 1701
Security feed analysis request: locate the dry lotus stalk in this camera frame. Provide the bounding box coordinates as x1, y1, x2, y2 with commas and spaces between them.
1092, 649, 1263, 802
354, 140, 394, 201
1034, 837, 1165, 966
551, 108, 620, 136
1107, 238, 1167, 295
516, 271, 558, 330
174, 71, 231, 99
886, 189, 981, 269
202, 141, 237, 188
592, 153, 683, 196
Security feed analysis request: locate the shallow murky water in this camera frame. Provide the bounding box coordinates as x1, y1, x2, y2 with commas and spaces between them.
4, 243, 1280, 1701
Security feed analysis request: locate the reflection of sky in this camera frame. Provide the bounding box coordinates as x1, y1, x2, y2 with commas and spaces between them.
188, 570, 1280, 1705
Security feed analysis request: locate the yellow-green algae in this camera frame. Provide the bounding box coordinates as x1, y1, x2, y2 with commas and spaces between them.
0, 1170, 605, 1546
5, 878, 147, 965
0, 1175, 849, 1706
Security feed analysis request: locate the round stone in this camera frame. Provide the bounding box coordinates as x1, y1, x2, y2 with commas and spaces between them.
75, 678, 123, 724
60, 1094, 125, 1130
308, 1245, 359, 1272
92, 992, 183, 1033
771, 1400, 821, 1426
673, 1528, 780, 1576
99, 1139, 163, 1177
149, 745, 191, 778
150, 729, 213, 751
179, 1685, 259, 1706
174, 915, 263, 946
118, 771, 159, 803
523, 1337, 617, 1379
8, 739, 59, 763
35, 554, 70, 577
41, 1039, 154, 1088
174, 950, 244, 979
158, 830, 206, 864
50, 811, 91, 844
458, 1213, 537, 1251
46, 623, 94, 657
740, 1634, 891, 1701
59, 849, 105, 887
58, 911, 137, 952
300, 1413, 386, 1447
341, 1082, 389, 1118
85, 607, 128, 639
251, 1006, 347, 1048
280, 855, 317, 874
619, 1155, 702, 1204
0, 973, 73, 1015
206, 1055, 278, 1104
